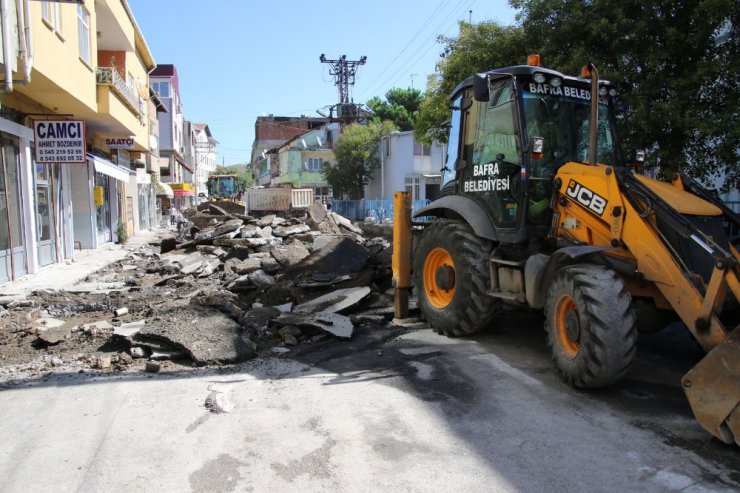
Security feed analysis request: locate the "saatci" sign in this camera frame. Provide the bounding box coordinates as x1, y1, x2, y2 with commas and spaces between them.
105, 137, 135, 149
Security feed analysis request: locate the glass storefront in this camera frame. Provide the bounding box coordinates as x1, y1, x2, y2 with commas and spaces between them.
95, 171, 112, 243
0, 134, 26, 282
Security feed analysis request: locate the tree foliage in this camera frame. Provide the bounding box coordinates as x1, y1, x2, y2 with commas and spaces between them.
324, 121, 399, 199
366, 87, 424, 131
416, 3, 739, 189
415, 21, 526, 144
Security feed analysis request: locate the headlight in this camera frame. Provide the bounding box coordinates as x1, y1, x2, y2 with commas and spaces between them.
549, 77, 562, 87
533, 73, 546, 84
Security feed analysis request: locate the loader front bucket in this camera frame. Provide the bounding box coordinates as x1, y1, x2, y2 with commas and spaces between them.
682, 326, 740, 445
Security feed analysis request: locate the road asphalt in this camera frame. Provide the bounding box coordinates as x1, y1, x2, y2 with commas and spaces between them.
1, 311, 737, 492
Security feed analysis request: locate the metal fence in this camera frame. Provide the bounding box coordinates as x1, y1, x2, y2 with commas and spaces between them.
330, 199, 432, 223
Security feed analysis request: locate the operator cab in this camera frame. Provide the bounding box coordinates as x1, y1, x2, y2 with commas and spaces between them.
440, 60, 624, 243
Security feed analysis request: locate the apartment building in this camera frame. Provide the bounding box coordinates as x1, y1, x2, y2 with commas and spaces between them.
0, 0, 156, 284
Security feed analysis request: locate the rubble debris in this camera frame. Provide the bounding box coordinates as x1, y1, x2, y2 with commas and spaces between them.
134, 307, 253, 365
294, 287, 372, 315
113, 320, 146, 339
145, 362, 161, 373
113, 307, 129, 317
276, 312, 354, 339
0, 204, 397, 377
37, 324, 73, 345
205, 390, 234, 413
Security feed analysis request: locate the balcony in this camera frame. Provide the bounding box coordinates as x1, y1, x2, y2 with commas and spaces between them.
96, 67, 145, 116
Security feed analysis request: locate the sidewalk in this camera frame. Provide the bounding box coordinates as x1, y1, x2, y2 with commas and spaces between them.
0, 228, 167, 300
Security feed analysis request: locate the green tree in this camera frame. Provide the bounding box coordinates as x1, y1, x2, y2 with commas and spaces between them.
414, 21, 526, 145
415, 3, 739, 189
366, 87, 424, 131
511, 0, 739, 190
324, 121, 399, 199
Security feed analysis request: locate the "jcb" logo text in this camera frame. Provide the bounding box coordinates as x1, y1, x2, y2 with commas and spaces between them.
565, 180, 607, 216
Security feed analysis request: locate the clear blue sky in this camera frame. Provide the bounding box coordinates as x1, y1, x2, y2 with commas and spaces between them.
128, 0, 517, 165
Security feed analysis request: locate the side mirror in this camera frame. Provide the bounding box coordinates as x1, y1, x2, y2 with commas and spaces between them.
473, 74, 489, 102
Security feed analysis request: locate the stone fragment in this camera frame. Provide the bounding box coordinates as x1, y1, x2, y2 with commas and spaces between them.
271, 242, 310, 267
113, 320, 146, 338
205, 391, 234, 413
145, 362, 161, 373
95, 355, 112, 369
113, 307, 128, 317
248, 269, 275, 289
256, 214, 276, 227
273, 223, 311, 237
130, 347, 146, 358
240, 224, 259, 238
37, 325, 73, 344
329, 212, 363, 234
213, 237, 281, 248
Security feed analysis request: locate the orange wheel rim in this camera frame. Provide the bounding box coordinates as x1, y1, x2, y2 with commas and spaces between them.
423, 247, 455, 309
555, 294, 580, 357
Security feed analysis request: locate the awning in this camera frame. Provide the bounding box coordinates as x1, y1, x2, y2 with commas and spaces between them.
155, 181, 174, 198
88, 153, 130, 182
173, 189, 194, 196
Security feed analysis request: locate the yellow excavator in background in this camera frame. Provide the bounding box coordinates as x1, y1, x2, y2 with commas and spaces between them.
203, 174, 246, 214
395, 55, 739, 444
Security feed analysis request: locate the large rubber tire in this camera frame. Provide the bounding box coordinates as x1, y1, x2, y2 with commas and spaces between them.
414, 219, 501, 336
544, 265, 637, 388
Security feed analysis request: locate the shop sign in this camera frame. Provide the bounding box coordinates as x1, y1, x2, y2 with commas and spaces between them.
34, 120, 87, 163
105, 137, 135, 149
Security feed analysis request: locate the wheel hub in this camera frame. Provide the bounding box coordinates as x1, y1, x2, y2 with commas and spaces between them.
565, 310, 580, 342
435, 264, 455, 292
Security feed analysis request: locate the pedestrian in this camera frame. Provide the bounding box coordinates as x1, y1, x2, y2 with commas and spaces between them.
169, 204, 177, 225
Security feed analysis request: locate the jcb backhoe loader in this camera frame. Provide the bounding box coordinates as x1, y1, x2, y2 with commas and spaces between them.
404, 55, 740, 444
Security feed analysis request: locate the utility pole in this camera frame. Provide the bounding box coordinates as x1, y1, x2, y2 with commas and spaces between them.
410, 73, 417, 90
319, 53, 367, 126
469, 10, 472, 23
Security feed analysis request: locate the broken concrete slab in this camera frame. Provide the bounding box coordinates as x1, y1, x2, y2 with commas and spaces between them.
240, 224, 259, 238
276, 312, 353, 339
256, 226, 273, 238
271, 242, 310, 268
135, 306, 253, 365
294, 286, 371, 314
239, 306, 280, 335
113, 320, 146, 338
283, 237, 370, 278
308, 202, 327, 224
37, 325, 73, 344
329, 212, 363, 234
213, 237, 282, 248
194, 218, 243, 242
256, 214, 276, 227
273, 223, 311, 237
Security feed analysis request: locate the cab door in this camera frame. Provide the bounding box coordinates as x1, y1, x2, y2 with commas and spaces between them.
459, 79, 524, 231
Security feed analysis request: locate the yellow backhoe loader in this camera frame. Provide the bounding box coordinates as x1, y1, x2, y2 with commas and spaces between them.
397, 56, 739, 444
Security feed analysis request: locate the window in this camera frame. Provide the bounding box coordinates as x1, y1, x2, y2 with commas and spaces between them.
442, 95, 462, 186
405, 176, 421, 200
305, 157, 323, 172
414, 142, 431, 156
42, 1, 62, 33
77, 4, 90, 64
152, 81, 171, 98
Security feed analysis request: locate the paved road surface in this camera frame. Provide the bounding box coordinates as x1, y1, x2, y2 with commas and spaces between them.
0, 311, 737, 492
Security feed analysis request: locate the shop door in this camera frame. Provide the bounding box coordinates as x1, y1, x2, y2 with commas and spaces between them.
0, 137, 26, 283
95, 172, 111, 244
35, 162, 57, 267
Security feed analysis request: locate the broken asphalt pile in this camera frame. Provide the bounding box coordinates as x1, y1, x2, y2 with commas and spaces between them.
0, 203, 401, 381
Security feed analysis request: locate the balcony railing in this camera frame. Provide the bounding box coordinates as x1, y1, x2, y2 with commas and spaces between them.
96, 67, 145, 116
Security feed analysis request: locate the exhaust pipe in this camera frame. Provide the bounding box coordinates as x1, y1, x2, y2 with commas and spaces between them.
588, 63, 599, 166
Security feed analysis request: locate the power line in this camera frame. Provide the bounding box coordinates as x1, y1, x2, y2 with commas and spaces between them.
358, 0, 470, 100
356, 0, 453, 96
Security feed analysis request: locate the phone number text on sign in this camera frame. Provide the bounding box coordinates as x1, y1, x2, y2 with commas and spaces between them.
33, 120, 87, 164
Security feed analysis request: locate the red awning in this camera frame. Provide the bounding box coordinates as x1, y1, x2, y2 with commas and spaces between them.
173, 189, 194, 196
